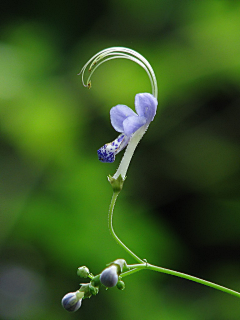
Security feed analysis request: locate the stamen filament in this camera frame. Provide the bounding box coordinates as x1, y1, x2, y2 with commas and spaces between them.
79, 47, 158, 99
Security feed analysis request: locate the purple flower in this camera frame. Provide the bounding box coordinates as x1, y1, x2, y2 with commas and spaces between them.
110, 93, 157, 136
97, 93, 157, 163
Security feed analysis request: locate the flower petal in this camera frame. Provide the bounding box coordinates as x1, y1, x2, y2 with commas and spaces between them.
135, 93, 157, 123
97, 133, 130, 163
110, 104, 137, 132
123, 115, 146, 136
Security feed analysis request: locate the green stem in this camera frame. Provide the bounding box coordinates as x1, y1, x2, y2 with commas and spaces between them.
108, 191, 143, 264
123, 263, 240, 298
107, 180, 240, 299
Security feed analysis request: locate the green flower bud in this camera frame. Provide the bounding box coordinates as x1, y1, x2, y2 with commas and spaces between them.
77, 266, 90, 278
117, 280, 125, 290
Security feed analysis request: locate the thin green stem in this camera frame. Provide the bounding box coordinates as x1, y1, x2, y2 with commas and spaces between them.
121, 268, 140, 278
108, 191, 143, 264
123, 263, 240, 298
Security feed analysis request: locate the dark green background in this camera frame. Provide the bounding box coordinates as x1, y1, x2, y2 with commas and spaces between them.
1, 1, 240, 319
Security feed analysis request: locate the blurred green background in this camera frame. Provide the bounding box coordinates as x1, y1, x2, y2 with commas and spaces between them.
1, 1, 240, 319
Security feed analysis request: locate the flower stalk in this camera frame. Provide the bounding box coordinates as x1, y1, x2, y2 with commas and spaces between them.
108, 189, 143, 264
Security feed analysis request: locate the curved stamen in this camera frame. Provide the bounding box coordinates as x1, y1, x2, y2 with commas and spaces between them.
79, 47, 158, 99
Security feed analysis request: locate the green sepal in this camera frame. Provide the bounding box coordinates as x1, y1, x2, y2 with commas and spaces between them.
79, 283, 92, 299
105, 259, 128, 275
89, 283, 99, 295
112, 259, 128, 273
108, 175, 125, 192
91, 274, 101, 287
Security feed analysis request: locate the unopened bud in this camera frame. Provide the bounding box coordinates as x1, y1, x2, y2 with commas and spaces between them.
61, 291, 83, 312
100, 265, 119, 287
117, 280, 125, 290
77, 266, 90, 278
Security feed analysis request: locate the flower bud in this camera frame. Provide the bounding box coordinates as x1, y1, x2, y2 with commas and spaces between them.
61, 291, 83, 312
100, 265, 119, 287
116, 280, 125, 290
77, 266, 90, 278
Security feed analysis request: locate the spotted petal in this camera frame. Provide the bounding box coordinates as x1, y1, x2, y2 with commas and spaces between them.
97, 133, 130, 163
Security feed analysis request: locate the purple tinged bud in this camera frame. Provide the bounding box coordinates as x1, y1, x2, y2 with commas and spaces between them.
61, 292, 82, 312
100, 265, 119, 287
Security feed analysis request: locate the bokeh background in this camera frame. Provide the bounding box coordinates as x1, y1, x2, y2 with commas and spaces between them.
1, 1, 240, 319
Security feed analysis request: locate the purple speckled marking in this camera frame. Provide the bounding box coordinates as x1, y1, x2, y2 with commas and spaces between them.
97, 133, 130, 163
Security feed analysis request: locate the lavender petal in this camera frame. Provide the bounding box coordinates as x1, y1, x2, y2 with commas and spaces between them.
110, 104, 137, 132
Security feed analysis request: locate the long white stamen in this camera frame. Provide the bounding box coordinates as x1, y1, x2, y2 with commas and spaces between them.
79, 47, 158, 99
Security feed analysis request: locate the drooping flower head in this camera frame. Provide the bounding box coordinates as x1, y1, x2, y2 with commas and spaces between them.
79, 47, 158, 180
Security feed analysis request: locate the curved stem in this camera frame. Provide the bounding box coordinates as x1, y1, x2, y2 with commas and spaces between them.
108, 191, 143, 264
123, 263, 240, 298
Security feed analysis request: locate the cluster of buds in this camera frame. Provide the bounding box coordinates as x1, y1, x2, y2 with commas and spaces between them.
61, 259, 127, 312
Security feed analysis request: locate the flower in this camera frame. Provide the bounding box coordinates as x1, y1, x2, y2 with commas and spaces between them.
80, 47, 158, 179
111, 93, 157, 136
97, 93, 157, 163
